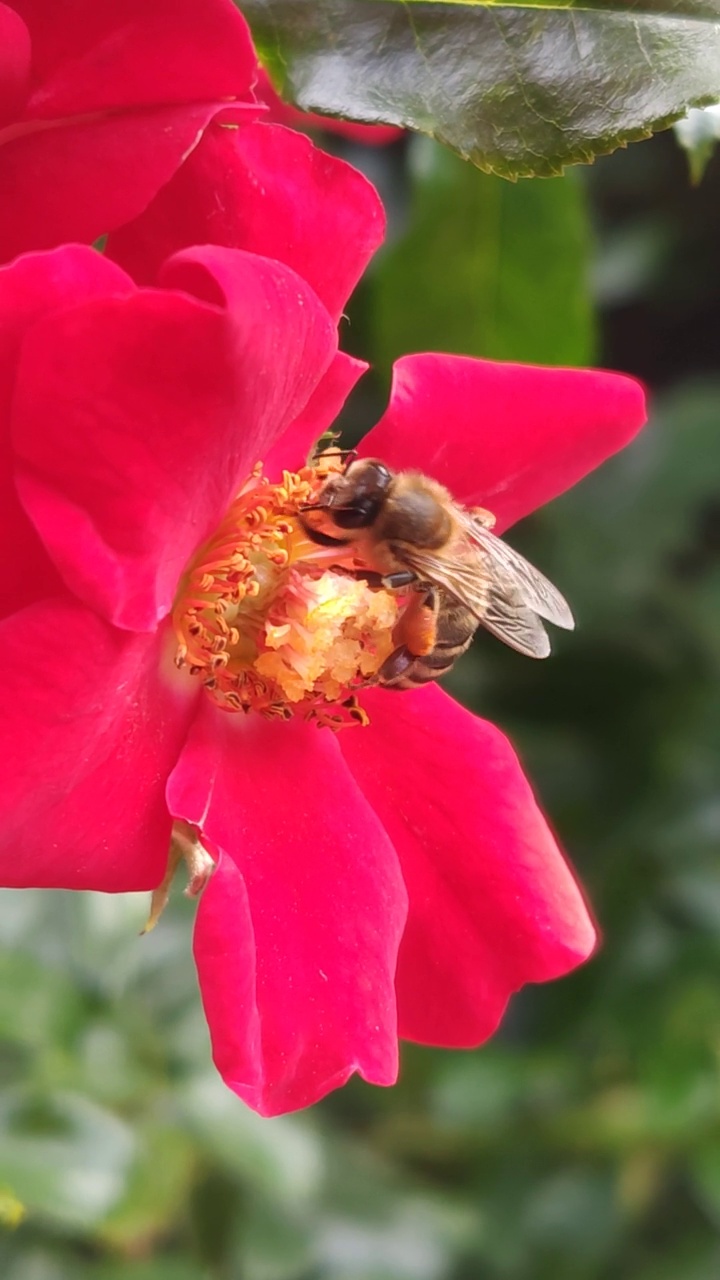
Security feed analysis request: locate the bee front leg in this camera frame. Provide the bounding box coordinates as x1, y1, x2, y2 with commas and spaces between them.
348, 568, 418, 591
381, 570, 419, 590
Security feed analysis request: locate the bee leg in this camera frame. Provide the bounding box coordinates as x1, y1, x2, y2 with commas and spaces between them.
376, 586, 440, 688
342, 568, 419, 590
400, 585, 439, 657
376, 644, 416, 686
381, 570, 418, 590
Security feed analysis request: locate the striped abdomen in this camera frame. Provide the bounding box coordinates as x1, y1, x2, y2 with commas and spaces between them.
379, 594, 477, 690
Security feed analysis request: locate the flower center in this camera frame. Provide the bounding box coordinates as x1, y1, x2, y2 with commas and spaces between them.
171, 458, 400, 728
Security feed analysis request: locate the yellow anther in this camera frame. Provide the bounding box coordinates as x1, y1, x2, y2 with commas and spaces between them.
171, 463, 401, 728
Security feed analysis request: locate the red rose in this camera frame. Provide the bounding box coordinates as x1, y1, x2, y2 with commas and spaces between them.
0, 221, 645, 1111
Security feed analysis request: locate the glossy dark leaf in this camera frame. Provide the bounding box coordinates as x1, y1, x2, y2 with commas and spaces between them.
240, 0, 720, 176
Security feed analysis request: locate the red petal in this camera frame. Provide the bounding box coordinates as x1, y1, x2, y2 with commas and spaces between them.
341, 685, 596, 1047
15, 0, 256, 117
13, 249, 337, 632
0, 103, 258, 264
361, 354, 647, 531
0, 597, 195, 891
0, 245, 134, 618
169, 708, 407, 1116
0, 4, 30, 125
0, 0, 258, 260
106, 121, 385, 321
264, 351, 368, 480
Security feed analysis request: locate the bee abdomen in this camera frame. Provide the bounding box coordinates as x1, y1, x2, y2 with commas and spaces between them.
380, 638, 472, 689
414, 639, 471, 681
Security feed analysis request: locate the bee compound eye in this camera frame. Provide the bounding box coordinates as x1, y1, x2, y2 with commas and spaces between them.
331, 496, 381, 529
345, 458, 392, 489
367, 462, 392, 492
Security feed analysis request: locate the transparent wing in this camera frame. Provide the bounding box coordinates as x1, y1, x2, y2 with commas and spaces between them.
398, 543, 493, 618
481, 583, 552, 659
397, 508, 573, 660
460, 511, 574, 631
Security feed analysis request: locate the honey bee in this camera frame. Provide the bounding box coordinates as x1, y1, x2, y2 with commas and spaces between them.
299, 456, 574, 689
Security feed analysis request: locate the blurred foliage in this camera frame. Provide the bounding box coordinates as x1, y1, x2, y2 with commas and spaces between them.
675, 104, 720, 185
5, 129, 720, 1279
372, 140, 594, 373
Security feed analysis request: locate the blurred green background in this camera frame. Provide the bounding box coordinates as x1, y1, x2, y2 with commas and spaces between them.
4, 125, 720, 1280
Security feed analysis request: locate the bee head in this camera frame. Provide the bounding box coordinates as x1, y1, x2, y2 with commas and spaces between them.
319, 458, 394, 529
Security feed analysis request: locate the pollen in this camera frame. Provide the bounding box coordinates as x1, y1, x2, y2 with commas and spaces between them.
171, 459, 400, 728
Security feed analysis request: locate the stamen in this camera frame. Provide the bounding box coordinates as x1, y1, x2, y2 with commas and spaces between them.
172, 461, 401, 728
141, 819, 215, 934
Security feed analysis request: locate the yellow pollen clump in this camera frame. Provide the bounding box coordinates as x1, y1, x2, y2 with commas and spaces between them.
171, 461, 401, 728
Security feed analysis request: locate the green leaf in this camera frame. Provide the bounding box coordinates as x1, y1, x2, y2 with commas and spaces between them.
240, 0, 720, 177
0, 1089, 135, 1228
97, 1126, 196, 1251
178, 1075, 323, 1205
239, 1193, 315, 1280
0, 953, 84, 1051
83, 1265, 204, 1280
692, 1146, 720, 1224
0, 1187, 25, 1229
542, 379, 720, 633
372, 139, 594, 369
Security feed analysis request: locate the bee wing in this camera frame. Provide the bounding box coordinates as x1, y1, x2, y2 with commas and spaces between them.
400, 545, 553, 658
397, 544, 492, 617
481, 582, 552, 659
461, 512, 575, 631
397, 510, 572, 661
